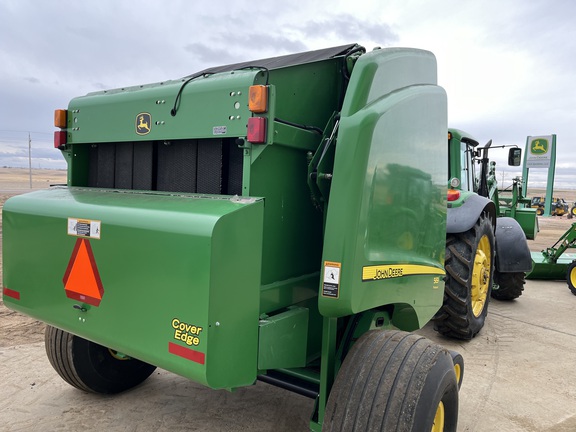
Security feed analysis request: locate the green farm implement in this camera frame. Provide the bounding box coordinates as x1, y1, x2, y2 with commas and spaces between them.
3, 45, 464, 431
528, 222, 576, 294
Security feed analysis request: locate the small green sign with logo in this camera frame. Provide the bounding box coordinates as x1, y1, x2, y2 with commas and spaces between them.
530, 138, 548, 155
526, 135, 552, 168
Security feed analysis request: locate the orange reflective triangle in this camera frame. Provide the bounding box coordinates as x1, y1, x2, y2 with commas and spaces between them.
63, 238, 104, 306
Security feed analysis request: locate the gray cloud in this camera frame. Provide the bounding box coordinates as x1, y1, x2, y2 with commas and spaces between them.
296, 13, 398, 45
183, 43, 242, 65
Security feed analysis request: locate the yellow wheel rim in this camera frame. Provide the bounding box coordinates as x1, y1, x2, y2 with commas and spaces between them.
454, 363, 462, 386
570, 267, 576, 289
108, 349, 130, 360
471, 234, 491, 317
431, 401, 445, 432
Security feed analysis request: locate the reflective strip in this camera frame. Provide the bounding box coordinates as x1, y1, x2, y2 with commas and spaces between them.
3, 287, 20, 300
168, 342, 205, 365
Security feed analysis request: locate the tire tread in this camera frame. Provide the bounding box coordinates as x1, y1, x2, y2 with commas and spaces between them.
434, 213, 495, 340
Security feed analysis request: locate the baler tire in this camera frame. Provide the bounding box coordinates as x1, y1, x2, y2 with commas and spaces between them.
449, 350, 465, 390
433, 213, 494, 340
491, 271, 525, 300
567, 261, 576, 296
45, 325, 156, 394
323, 330, 458, 432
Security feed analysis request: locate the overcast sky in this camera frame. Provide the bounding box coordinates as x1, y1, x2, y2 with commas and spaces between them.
1, 0, 574, 188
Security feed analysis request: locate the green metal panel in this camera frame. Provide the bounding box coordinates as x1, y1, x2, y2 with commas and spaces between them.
502, 207, 538, 240
258, 306, 309, 370
67, 71, 261, 144
319, 48, 448, 326
267, 61, 343, 131
2, 188, 263, 389
250, 144, 324, 288
528, 251, 576, 279
246, 56, 345, 294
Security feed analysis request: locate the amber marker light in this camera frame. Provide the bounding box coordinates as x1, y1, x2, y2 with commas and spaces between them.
54, 109, 67, 128
249, 85, 268, 113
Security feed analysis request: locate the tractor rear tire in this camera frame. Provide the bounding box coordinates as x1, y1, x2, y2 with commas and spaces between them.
536, 207, 544, 216
434, 213, 495, 340
491, 271, 525, 300
567, 261, 576, 296
45, 325, 156, 394
323, 330, 459, 432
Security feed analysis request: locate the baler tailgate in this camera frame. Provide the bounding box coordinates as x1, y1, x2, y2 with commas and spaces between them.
2, 187, 263, 389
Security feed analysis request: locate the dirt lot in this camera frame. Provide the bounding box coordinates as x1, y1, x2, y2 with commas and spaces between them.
1, 168, 575, 431
0, 168, 67, 348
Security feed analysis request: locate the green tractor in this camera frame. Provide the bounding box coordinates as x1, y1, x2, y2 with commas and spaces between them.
3, 45, 462, 431
433, 130, 534, 340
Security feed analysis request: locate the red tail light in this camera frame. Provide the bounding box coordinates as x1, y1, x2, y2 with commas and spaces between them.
447, 189, 461, 202
54, 131, 67, 148
247, 117, 266, 144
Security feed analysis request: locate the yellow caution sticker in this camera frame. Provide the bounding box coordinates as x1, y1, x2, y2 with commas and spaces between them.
362, 264, 444, 282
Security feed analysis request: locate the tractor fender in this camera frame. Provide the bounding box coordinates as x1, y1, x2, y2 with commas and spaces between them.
494, 217, 533, 272
447, 194, 496, 234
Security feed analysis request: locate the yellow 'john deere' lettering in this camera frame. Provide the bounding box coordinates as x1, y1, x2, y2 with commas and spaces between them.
362, 264, 444, 282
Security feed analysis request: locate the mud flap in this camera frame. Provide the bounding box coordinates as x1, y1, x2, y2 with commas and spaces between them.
495, 217, 533, 273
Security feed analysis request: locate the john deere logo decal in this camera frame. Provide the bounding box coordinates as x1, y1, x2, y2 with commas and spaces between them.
531, 138, 548, 155
136, 113, 151, 135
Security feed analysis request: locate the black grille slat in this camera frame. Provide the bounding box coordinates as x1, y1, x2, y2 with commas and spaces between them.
97, 144, 115, 188
85, 138, 242, 195
115, 142, 133, 189
197, 139, 223, 194
88, 145, 99, 187
133, 142, 154, 190
157, 140, 198, 193
227, 139, 243, 195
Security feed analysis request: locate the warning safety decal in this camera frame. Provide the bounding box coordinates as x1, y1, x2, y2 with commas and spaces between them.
68, 218, 101, 239
63, 238, 104, 307
362, 264, 444, 282
322, 261, 341, 298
